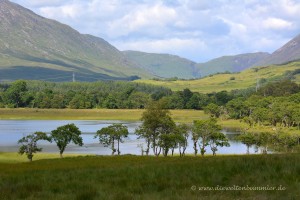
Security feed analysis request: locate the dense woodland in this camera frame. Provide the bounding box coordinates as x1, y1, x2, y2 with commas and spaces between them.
0, 80, 236, 109
0, 80, 299, 113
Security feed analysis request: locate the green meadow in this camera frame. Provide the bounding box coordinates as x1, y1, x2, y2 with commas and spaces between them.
0, 108, 208, 123
136, 62, 300, 93
0, 154, 299, 199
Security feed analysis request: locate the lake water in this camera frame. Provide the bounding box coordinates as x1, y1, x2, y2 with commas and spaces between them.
0, 120, 257, 155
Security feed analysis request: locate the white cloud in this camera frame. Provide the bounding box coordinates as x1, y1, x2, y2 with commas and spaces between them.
263, 17, 293, 30
40, 4, 81, 19
107, 3, 177, 38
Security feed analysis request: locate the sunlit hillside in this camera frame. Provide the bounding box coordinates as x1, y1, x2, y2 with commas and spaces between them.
136, 61, 300, 93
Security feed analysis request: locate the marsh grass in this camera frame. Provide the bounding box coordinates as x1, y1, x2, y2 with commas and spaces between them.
0, 154, 299, 199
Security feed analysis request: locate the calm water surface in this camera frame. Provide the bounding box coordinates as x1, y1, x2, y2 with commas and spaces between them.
0, 120, 257, 155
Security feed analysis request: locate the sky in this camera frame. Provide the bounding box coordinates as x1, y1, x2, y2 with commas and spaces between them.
10, 0, 300, 63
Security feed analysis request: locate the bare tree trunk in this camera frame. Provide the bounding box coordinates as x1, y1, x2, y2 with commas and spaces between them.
146, 139, 150, 156
112, 140, 115, 155
246, 145, 250, 155
193, 141, 198, 156
117, 139, 120, 155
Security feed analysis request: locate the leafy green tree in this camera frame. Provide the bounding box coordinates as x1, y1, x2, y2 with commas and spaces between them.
186, 93, 201, 109
192, 118, 222, 156
182, 88, 193, 108
165, 92, 184, 109
242, 116, 255, 128
51, 94, 66, 108
176, 123, 190, 157
95, 124, 129, 155
51, 124, 83, 158
103, 94, 119, 109
209, 132, 230, 156
214, 90, 233, 105
251, 107, 269, 126
273, 132, 299, 152
18, 132, 50, 162
135, 125, 151, 156
128, 92, 150, 109
237, 132, 257, 154
255, 132, 273, 154
140, 100, 175, 156
204, 103, 221, 118
159, 133, 177, 157
3, 80, 28, 107
226, 97, 248, 119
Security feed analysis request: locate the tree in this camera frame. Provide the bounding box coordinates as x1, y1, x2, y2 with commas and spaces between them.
186, 93, 201, 110
51, 124, 83, 158
209, 132, 230, 156
95, 124, 129, 155
18, 132, 50, 162
159, 133, 178, 157
140, 100, 175, 156
237, 132, 257, 154
135, 125, 151, 156
226, 97, 248, 119
176, 123, 190, 157
182, 88, 193, 108
192, 118, 223, 156
204, 103, 222, 118
3, 80, 28, 107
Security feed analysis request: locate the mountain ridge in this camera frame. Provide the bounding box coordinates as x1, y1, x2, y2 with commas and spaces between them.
0, 0, 150, 81
0, 0, 300, 81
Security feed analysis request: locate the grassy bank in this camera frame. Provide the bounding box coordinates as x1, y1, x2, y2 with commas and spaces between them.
0, 108, 208, 123
0, 154, 299, 199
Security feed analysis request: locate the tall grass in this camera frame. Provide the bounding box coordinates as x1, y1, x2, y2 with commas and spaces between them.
0, 154, 299, 199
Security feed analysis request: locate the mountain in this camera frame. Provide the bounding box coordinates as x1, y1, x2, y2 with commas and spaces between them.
0, 0, 150, 81
255, 34, 300, 66
196, 52, 270, 77
123, 50, 200, 79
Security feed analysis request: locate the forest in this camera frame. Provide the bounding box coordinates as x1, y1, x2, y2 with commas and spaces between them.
0, 79, 299, 112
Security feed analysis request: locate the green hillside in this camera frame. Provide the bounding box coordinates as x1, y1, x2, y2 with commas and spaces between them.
197, 52, 270, 77
136, 61, 300, 93
123, 50, 199, 79
0, 0, 151, 81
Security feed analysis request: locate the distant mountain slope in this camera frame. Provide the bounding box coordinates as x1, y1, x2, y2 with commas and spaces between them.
136, 61, 300, 93
196, 52, 270, 77
123, 50, 200, 79
256, 34, 300, 66
0, 0, 150, 81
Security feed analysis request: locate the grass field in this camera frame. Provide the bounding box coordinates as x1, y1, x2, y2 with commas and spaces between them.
136, 62, 300, 93
0, 154, 299, 199
0, 108, 208, 123
0, 152, 86, 164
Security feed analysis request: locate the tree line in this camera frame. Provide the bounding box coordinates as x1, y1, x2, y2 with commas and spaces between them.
18, 101, 231, 161
204, 80, 300, 129
0, 80, 254, 110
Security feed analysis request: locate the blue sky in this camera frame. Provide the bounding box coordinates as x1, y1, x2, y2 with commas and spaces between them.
10, 0, 300, 62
